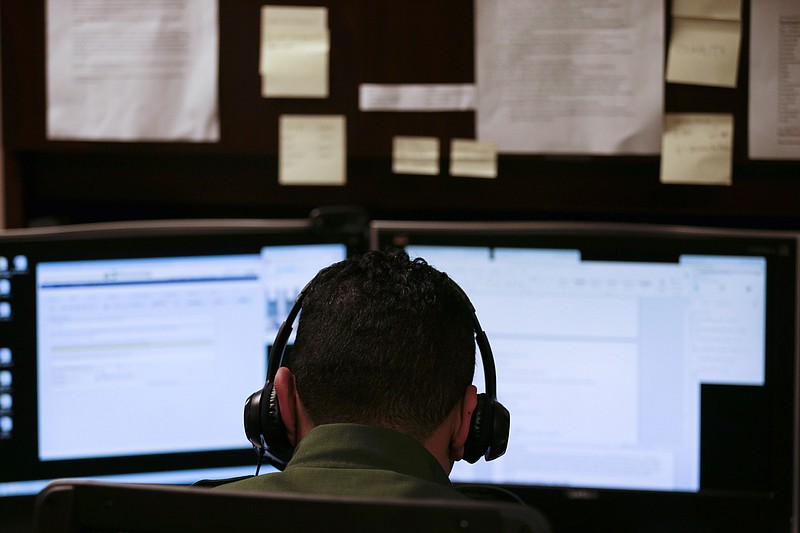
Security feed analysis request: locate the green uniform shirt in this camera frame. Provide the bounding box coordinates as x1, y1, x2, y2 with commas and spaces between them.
217, 423, 466, 500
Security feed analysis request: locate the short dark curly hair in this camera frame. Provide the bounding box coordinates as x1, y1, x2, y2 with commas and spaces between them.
288, 248, 476, 442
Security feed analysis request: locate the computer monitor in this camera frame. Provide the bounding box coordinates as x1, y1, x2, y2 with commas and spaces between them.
371, 220, 798, 532
0, 220, 351, 499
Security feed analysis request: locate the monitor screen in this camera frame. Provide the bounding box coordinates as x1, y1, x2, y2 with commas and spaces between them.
371, 221, 798, 531
0, 220, 350, 497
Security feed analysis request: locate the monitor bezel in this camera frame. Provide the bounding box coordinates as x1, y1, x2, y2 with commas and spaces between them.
0, 219, 360, 498
371, 220, 799, 532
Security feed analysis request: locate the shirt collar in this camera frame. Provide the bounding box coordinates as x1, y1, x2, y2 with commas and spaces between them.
287, 423, 452, 487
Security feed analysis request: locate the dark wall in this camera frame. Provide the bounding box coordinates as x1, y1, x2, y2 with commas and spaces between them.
2, 0, 798, 229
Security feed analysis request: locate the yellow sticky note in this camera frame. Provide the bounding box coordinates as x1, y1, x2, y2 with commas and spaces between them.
666, 17, 741, 88
449, 139, 497, 179
660, 113, 733, 185
279, 115, 346, 186
672, 0, 741, 21
261, 5, 327, 30
260, 6, 329, 98
261, 28, 329, 98
392, 136, 440, 175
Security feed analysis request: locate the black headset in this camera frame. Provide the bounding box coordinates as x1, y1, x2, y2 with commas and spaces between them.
244, 279, 510, 471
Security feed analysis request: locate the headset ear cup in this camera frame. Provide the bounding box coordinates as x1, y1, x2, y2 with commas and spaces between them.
486, 400, 510, 461
243, 381, 293, 470
243, 287, 306, 470
261, 382, 292, 456
243, 389, 263, 448
463, 393, 493, 464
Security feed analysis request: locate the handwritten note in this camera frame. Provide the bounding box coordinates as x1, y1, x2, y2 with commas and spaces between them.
279, 115, 346, 185
392, 136, 440, 175
660, 114, 733, 185
449, 139, 497, 179
672, 0, 742, 20
260, 6, 329, 98
262, 4, 327, 29
666, 0, 741, 88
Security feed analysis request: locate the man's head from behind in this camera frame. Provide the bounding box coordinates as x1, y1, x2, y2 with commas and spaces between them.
287, 248, 476, 443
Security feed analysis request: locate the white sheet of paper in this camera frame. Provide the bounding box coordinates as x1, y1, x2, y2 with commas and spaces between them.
360, 84, 476, 112
279, 115, 346, 186
660, 114, 733, 185
449, 139, 497, 179
260, 6, 329, 98
666, 18, 741, 88
749, 0, 800, 160
46, 0, 219, 142
475, 1, 664, 155
392, 136, 440, 176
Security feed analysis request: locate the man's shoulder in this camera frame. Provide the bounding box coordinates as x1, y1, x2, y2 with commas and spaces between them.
455, 483, 527, 504
194, 475, 255, 489
213, 466, 468, 501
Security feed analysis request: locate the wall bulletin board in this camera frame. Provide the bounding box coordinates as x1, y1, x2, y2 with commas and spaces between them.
1, 0, 798, 229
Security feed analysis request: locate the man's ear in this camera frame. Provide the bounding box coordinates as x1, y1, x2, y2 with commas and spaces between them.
274, 367, 301, 446
450, 384, 479, 461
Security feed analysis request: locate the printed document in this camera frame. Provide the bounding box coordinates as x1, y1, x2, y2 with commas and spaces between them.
749, 0, 800, 160
46, 0, 219, 142
475, 1, 664, 155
